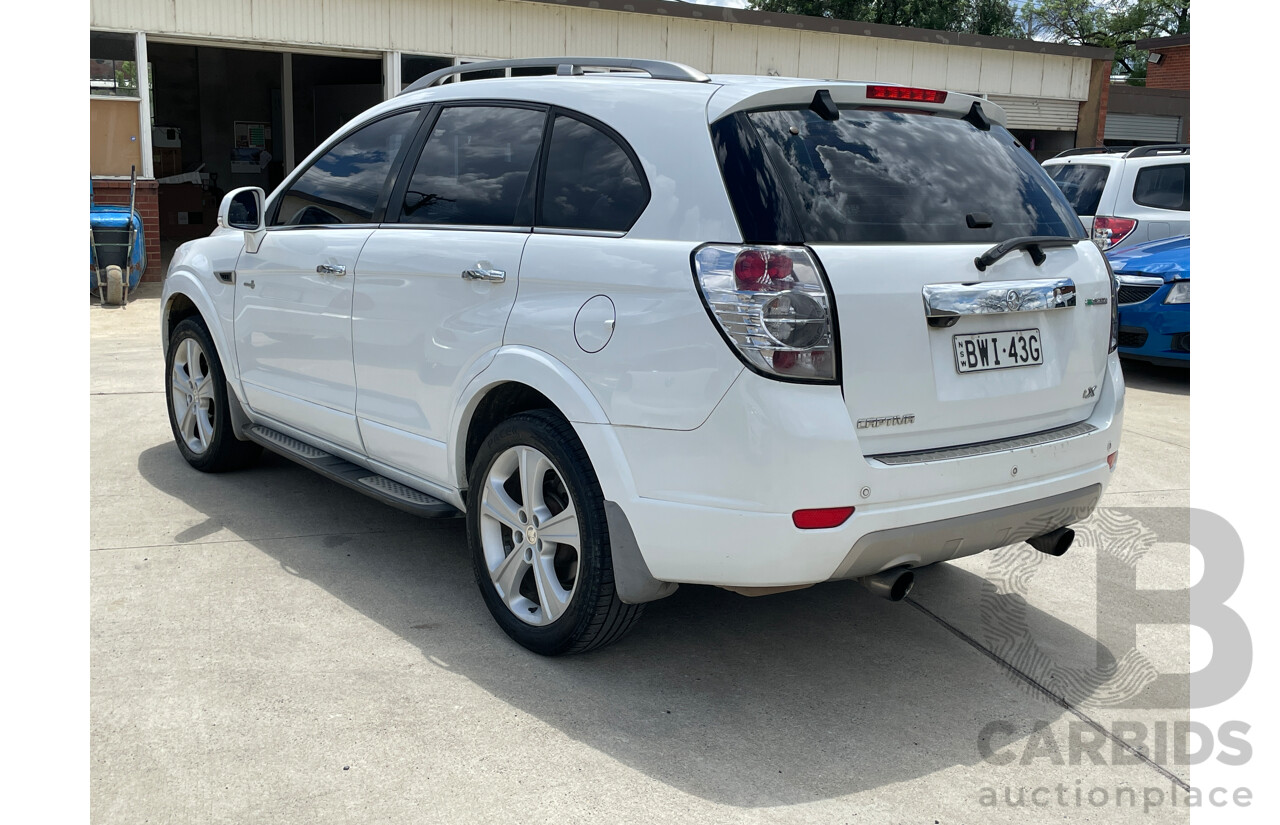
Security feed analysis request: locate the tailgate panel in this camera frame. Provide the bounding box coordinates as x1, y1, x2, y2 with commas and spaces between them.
814, 242, 1112, 455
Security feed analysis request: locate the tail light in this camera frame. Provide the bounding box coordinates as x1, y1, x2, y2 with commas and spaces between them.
1092, 216, 1137, 250
693, 245, 838, 382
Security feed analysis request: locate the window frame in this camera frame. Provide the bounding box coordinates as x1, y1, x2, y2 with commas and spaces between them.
532, 107, 652, 236
266, 105, 427, 230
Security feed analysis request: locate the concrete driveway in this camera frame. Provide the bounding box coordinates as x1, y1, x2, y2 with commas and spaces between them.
92, 285, 1192, 823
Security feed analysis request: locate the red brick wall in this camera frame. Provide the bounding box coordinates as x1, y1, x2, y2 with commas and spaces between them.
91, 178, 162, 282
1146, 45, 1189, 91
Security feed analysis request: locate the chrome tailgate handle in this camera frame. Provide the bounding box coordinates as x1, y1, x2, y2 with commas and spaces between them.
316, 264, 347, 276
462, 266, 506, 283
923, 278, 1076, 327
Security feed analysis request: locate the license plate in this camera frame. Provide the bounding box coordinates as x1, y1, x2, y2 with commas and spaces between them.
953, 328, 1043, 373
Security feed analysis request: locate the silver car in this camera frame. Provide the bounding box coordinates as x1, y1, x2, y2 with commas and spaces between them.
1043, 145, 1190, 252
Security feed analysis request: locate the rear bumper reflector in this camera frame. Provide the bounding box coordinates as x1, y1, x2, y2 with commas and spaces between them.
793, 506, 856, 529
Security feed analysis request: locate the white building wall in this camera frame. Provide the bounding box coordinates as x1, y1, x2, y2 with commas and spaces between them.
91, 0, 1094, 102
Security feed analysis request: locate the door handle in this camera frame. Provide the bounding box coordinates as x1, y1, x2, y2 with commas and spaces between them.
461, 266, 506, 283
317, 264, 347, 276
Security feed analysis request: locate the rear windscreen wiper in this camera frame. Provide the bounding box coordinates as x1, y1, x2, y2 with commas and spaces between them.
974, 236, 1082, 272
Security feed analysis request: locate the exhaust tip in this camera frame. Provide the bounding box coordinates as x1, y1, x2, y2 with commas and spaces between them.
1027, 526, 1075, 557
859, 568, 915, 602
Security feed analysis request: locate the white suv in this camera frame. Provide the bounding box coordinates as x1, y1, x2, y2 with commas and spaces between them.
1042, 145, 1190, 251
161, 58, 1124, 655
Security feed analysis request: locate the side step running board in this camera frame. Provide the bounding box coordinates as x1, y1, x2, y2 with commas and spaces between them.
245, 425, 460, 519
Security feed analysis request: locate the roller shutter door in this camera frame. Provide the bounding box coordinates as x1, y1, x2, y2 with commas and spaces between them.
1104, 113, 1183, 142
986, 95, 1079, 131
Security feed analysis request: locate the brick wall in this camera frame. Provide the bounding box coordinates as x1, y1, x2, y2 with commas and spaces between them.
91, 178, 162, 282
1147, 45, 1190, 91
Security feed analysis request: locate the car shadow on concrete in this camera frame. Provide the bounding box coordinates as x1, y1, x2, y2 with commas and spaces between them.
136, 442, 1120, 807
1120, 359, 1189, 395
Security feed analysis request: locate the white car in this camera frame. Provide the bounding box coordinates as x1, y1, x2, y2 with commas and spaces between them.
1042, 145, 1190, 252
161, 58, 1124, 655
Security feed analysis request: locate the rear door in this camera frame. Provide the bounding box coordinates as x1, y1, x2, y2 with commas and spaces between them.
352, 103, 546, 485
235, 108, 422, 452
713, 99, 1111, 456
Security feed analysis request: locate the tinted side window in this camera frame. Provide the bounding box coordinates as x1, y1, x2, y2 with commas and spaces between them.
1133, 163, 1189, 211
274, 110, 418, 226
1047, 163, 1110, 216
399, 105, 545, 226
539, 114, 647, 232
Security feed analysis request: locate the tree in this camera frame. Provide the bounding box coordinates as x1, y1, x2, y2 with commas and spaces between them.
746, 1, 1024, 39
1020, 1, 1190, 81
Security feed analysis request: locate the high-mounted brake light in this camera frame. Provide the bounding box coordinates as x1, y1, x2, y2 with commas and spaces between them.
866, 85, 948, 104
693, 245, 838, 382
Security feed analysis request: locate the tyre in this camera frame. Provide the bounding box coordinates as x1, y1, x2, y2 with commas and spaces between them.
105, 265, 123, 305
468, 410, 643, 655
165, 317, 261, 472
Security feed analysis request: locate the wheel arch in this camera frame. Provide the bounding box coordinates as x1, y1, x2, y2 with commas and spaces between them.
161, 271, 239, 391
451, 346, 612, 492
455, 349, 671, 608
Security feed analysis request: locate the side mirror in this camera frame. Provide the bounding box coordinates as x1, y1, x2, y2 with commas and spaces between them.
218, 187, 265, 232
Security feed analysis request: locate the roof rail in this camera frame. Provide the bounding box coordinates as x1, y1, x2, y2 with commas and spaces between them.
1052, 146, 1128, 159
1124, 143, 1190, 158
399, 57, 711, 95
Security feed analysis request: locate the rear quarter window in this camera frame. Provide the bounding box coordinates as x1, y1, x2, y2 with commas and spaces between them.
538, 113, 648, 232
713, 107, 1084, 244
1047, 163, 1110, 217
1133, 163, 1190, 211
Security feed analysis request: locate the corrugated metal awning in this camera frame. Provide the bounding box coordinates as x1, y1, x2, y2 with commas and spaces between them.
986, 95, 1079, 131
1104, 113, 1182, 142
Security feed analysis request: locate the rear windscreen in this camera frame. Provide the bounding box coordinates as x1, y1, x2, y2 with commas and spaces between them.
1047, 163, 1110, 216
712, 107, 1084, 244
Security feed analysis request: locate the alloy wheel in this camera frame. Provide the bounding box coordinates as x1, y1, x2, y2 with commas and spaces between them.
478, 445, 581, 626
171, 336, 217, 455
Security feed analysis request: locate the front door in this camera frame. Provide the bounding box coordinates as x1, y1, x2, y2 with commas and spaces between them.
234, 108, 423, 453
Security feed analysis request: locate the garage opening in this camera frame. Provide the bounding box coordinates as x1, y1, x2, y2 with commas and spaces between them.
144, 42, 382, 262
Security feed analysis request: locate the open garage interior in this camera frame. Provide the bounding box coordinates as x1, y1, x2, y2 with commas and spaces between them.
143, 42, 381, 253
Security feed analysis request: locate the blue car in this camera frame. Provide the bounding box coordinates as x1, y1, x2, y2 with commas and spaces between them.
1105, 234, 1189, 366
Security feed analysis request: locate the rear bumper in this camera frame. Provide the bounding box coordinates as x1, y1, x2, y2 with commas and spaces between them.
576, 354, 1124, 587
827, 483, 1100, 580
